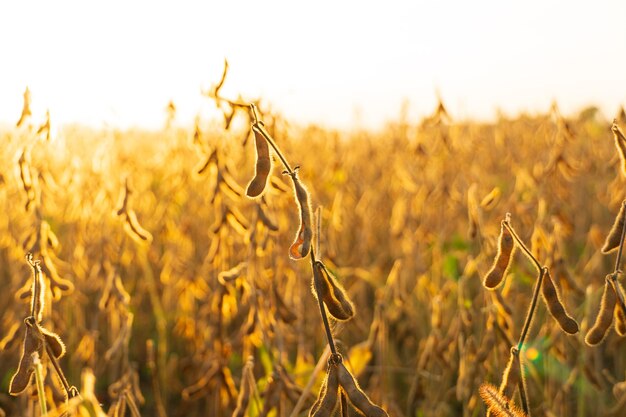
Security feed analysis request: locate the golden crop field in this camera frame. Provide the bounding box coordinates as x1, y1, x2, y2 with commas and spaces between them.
2, 77, 626, 417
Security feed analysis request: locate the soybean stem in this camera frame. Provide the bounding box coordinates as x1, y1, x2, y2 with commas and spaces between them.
46, 342, 78, 398
517, 364, 531, 416
26, 254, 40, 318
517, 267, 546, 352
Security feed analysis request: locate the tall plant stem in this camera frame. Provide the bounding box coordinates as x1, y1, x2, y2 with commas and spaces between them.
517, 267, 546, 352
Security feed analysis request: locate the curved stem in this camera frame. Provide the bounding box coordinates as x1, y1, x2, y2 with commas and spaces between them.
503, 220, 542, 273
46, 342, 79, 398
26, 254, 41, 318
517, 267, 546, 352
250, 104, 295, 175
254, 123, 295, 176
517, 366, 530, 416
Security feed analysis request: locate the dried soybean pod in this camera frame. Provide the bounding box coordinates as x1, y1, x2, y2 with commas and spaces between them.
125, 210, 152, 241
40, 326, 66, 359
614, 305, 626, 336
612, 121, 626, 177
218, 262, 247, 285
340, 392, 348, 417
480, 187, 502, 210
18, 148, 34, 201
197, 149, 218, 175
311, 364, 340, 417
313, 263, 355, 321
221, 169, 245, 200
492, 290, 514, 317
484, 222, 515, 289
602, 201, 626, 254
289, 175, 313, 259
9, 325, 43, 395
41, 255, 74, 299
318, 263, 355, 320
206, 235, 220, 264
541, 269, 579, 334
312, 263, 341, 319
246, 125, 272, 197
499, 348, 521, 401
226, 207, 250, 235
257, 203, 279, 232
585, 280, 617, 346
337, 362, 388, 417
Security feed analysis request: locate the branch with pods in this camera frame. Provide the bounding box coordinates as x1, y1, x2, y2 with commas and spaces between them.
245, 104, 388, 416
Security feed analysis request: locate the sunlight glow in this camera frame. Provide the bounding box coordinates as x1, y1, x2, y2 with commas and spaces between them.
1, 0, 625, 130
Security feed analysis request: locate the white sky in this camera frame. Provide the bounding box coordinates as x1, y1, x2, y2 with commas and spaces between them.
0, 0, 625, 130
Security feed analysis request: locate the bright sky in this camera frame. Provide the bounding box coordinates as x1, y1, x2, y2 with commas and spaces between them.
1, 0, 625, 131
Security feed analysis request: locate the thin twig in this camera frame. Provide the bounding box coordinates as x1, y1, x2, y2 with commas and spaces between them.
516, 355, 531, 416
250, 104, 295, 175
26, 254, 40, 318
46, 343, 79, 398
517, 267, 546, 352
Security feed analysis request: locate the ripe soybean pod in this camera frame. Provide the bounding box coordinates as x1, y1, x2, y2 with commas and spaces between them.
289, 175, 313, 259
585, 279, 618, 346
541, 269, 579, 334
484, 222, 515, 289
310, 363, 340, 417
336, 362, 388, 417
313, 262, 355, 321
246, 125, 272, 198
